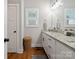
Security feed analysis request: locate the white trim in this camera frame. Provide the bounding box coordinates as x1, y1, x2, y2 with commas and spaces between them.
4, 1, 8, 59
21, 0, 24, 40
8, 4, 19, 6
17, 49, 23, 53
16, 4, 21, 53
4, 42, 7, 59
32, 44, 42, 47
20, 0, 24, 53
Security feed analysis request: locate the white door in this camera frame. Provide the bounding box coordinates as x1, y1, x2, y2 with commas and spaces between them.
7, 5, 18, 52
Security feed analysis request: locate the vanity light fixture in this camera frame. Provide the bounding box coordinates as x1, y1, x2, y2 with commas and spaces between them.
51, 1, 63, 9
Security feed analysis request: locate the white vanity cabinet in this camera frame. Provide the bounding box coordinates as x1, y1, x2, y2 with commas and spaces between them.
42, 32, 75, 59
42, 33, 55, 59
55, 40, 75, 59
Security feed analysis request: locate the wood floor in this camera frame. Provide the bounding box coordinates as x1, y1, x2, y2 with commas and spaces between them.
8, 47, 47, 59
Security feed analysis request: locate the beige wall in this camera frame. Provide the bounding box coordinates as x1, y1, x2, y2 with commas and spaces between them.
24, 0, 51, 47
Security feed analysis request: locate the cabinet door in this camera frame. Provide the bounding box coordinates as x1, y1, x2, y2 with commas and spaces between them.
56, 41, 66, 59
64, 46, 75, 59
56, 40, 75, 59
47, 44, 55, 59
42, 33, 47, 47
46, 36, 56, 59
42, 33, 49, 53
71, 50, 75, 59
42, 34, 46, 48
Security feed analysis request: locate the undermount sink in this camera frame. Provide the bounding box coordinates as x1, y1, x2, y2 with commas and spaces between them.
48, 31, 75, 43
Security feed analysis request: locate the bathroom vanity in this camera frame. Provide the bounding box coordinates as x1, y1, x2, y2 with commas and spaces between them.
42, 31, 75, 59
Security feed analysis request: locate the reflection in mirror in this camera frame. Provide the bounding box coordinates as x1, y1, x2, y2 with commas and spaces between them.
64, 8, 75, 25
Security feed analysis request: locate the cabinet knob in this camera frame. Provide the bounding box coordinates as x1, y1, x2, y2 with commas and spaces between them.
43, 38, 44, 41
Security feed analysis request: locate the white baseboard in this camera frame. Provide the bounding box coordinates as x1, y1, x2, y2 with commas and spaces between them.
16, 44, 42, 53
32, 44, 42, 47
17, 48, 23, 53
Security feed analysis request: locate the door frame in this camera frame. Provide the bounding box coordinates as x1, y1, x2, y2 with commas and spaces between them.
20, 0, 24, 53
21, 0, 24, 42
4, 0, 8, 59
8, 4, 20, 53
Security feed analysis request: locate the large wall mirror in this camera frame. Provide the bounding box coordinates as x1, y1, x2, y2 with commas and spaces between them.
64, 8, 75, 27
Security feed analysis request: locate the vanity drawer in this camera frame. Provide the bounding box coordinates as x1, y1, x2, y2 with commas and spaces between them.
47, 44, 55, 54
47, 36, 55, 46
42, 33, 55, 59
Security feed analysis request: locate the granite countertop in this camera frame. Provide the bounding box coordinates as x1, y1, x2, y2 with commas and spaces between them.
42, 31, 75, 50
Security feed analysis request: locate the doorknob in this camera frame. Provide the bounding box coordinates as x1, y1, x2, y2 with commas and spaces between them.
13, 31, 16, 33
4, 38, 9, 42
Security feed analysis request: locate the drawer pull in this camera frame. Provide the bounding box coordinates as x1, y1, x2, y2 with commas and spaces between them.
48, 38, 51, 41
43, 38, 44, 41
48, 45, 51, 48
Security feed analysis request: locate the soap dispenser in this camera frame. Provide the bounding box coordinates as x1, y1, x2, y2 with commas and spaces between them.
43, 19, 47, 31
